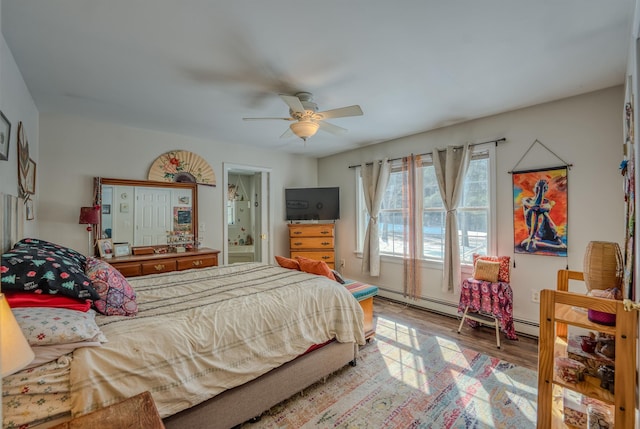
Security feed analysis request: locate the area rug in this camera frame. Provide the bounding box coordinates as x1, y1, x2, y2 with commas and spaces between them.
249, 316, 537, 429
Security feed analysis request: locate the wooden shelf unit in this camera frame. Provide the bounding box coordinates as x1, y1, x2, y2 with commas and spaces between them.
288, 223, 335, 269
537, 270, 637, 429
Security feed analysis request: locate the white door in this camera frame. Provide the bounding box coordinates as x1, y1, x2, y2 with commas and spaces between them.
134, 187, 172, 245
224, 163, 272, 265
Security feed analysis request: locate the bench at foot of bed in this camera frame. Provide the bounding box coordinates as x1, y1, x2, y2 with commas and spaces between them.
343, 280, 379, 341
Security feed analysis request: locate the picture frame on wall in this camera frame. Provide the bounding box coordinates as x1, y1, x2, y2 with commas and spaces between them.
97, 238, 113, 258
0, 111, 11, 161
102, 204, 111, 214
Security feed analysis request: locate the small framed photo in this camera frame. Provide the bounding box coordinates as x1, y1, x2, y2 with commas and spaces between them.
113, 242, 131, 257
97, 238, 114, 258
0, 110, 10, 161
102, 204, 111, 214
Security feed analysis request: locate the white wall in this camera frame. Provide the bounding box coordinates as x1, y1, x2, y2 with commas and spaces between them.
0, 31, 39, 239
319, 86, 625, 335
37, 113, 318, 258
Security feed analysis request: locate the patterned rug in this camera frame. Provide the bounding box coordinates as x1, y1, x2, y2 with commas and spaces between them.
248, 316, 537, 429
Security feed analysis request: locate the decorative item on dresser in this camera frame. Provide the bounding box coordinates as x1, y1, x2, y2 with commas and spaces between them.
103, 247, 220, 277
288, 223, 335, 268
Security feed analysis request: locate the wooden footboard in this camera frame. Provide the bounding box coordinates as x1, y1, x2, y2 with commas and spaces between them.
163, 341, 358, 429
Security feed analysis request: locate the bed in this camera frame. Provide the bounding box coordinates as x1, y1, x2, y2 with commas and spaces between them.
1, 241, 365, 429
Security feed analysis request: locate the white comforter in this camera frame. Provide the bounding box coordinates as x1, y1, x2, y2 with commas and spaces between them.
69, 263, 365, 418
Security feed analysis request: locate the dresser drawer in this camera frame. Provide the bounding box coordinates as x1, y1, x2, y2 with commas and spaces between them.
290, 251, 335, 264
141, 259, 177, 275
288, 224, 334, 237
177, 254, 217, 270
289, 237, 334, 249
110, 261, 142, 277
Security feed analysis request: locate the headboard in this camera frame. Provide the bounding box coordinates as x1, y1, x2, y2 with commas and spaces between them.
0, 193, 24, 253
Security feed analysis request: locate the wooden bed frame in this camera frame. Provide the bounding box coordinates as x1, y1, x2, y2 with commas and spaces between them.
163, 341, 358, 429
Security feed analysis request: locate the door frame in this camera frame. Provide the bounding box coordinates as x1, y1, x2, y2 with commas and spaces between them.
222, 163, 272, 265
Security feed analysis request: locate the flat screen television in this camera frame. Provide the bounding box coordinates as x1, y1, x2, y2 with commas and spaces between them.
285, 187, 340, 221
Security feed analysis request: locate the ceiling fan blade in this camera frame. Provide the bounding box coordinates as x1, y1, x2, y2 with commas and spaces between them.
318, 121, 347, 135
317, 105, 363, 119
280, 127, 294, 139
243, 117, 294, 121
280, 95, 305, 114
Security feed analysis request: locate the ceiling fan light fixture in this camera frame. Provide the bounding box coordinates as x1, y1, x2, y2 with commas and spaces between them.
290, 120, 319, 141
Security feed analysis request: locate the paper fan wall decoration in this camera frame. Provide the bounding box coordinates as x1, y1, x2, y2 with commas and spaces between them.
148, 150, 216, 186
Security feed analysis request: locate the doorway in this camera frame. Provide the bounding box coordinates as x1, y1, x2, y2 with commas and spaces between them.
223, 163, 272, 265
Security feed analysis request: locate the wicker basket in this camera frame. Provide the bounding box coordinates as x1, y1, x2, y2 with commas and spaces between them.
583, 241, 622, 291
583, 241, 622, 325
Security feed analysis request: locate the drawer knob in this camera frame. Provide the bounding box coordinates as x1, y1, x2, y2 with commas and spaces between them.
154, 264, 165, 271
294, 231, 302, 235
321, 231, 329, 235
192, 260, 202, 266
321, 242, 330, 246
294, 242, 303, 246
322, 256, 330, 260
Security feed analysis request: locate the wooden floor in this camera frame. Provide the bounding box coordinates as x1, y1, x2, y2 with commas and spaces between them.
373, 296, 539, 372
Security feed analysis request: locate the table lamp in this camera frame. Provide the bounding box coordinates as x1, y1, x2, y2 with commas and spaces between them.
79, 206, 101, 256
0, 293, 34, 377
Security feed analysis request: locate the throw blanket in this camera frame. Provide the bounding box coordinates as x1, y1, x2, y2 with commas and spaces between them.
70, 263, 365, 418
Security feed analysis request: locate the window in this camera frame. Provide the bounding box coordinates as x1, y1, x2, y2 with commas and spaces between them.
357, 146, 494, 264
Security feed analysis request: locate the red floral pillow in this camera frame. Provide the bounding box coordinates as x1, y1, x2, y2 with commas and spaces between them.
85, 257, 138, 316
472, 254, 510, 283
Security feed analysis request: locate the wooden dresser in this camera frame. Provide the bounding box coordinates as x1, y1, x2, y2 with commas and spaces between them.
103, 247, 220, 277
288, 223, 335, 269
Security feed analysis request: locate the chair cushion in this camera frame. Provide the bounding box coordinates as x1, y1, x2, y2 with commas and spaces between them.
473, 259, 500, 283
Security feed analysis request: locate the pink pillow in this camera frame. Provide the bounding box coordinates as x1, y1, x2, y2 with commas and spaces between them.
472, 254, 510, 283
295, 256, 336, 281
85, 257, 138, 316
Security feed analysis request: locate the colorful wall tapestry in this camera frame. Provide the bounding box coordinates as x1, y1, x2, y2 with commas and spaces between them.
513, 166, 568, 256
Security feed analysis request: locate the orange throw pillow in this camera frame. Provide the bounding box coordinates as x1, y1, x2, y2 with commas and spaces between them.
472, 254, 510, 283
275, 255, 300, 270
295, 256, 336, 281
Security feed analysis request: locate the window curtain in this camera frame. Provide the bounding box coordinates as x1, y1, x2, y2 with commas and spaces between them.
432, 144, 471, 293
402, 155, 422, 299
361, 158, 390, 276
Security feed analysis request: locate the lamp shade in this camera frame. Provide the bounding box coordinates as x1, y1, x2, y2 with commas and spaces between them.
0, 293, 34, 377
79, 206, 100, 225
290, 120, 319, 141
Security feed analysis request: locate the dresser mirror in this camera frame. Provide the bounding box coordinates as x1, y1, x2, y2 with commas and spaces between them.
95, 178, 199, 248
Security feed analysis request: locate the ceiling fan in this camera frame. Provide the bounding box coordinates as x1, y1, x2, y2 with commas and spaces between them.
243, 92, 363, 141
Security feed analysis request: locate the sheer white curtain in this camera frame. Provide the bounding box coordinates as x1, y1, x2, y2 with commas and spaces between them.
402, 155, 422, 299
432, 144, 471, 292
361, 158, 390, 276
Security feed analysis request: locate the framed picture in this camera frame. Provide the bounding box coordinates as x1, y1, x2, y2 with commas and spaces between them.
97, 238, 114, 258
0, 111, 11, 161
102, 204, 111, 214
512, 166, 568, 257
113, 242, 131, 257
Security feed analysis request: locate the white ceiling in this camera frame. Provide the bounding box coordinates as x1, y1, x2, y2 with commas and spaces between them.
1, 1, 635, 158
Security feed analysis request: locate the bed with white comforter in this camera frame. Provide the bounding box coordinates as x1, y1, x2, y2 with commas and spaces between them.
2, 263, 365, 428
